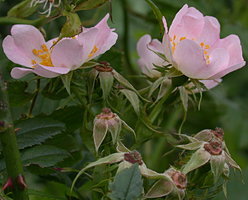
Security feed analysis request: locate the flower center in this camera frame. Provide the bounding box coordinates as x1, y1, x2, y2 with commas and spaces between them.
32, 44, 53, 67
88, 45, 99, 58
170, 171, 187, 189
124, 151, 143, 165
204, 141, 222, 155
170, 35, 211, 64
96, 108, 116, 120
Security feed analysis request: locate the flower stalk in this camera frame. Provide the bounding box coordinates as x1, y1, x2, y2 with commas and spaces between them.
0, 73, 29, 200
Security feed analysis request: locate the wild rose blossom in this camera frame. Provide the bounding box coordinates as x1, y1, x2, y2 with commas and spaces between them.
137, 4, 245, 86
2, 14, 117, 79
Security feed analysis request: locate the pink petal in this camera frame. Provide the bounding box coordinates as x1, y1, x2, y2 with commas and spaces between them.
10, 25, 45, 60
137, 35, 165, 77
162, 33, 173, 63
91, 14, 118, 57
2, 36, 32, 67
36, 65, 70, 75
210, 61, 246, 79
51, 38, 84, 70
169, 5, 205, 39
208, 35, 245, 79
77, 28, 99, 62
198, 16, 220, 46
46, 37, 58, 48
200, 79, 222, 90
174, 39, 230, 79
169, 4, 189, 35
173, 39, 208, 79
11, 67, 34, 79
162, 16, 168, 33
207, 48, 230, 76
95, 32, 118, 57
138, 58, 160, 78
215, 34, 245, 66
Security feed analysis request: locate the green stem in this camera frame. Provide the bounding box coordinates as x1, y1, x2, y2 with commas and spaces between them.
149, 86, 174, 123
0, 74, 29, 200
0, 17, 46, 27
149, 108, 181, 169
121, 0, 137, 75
28, 79, 40, 117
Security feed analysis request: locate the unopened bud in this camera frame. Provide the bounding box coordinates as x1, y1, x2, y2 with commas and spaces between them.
2, 177, 14, 191
124, 151, 143, 165
204, 141, 222, 155
94, 108, 122, 151
0, 121, 5, 128
16, 175, 27, 190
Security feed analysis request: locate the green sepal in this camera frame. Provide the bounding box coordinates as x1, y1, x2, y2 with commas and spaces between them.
8, 0, 38, 18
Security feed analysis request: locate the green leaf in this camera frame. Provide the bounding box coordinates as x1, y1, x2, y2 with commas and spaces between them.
224, 151, 241, 171
8, 81, 34, 107
145, 0, 164, 34
60, 12, 81, 39
93, 119, 108, 152
108, 163, 143, 200
49, 106, 84, 132
194, 129, 213, 142
42, 78, 69, 100
71, 153, 125, 192
29, 189, 67, 200
179, 86, 188, 112
182, 149, 211, 174
99, 72, 114, 100
210, 155, 225, 183
139, 164, 165, 179
108, 117, 122, 144
155, 79, 171, 103
61, 71, 73, 95
113, 70, 149, 102
145, 179, 173, 198
21, 145, 69, 168
165, 67, 183, 78
121, 120, 136, 139
148, 77, 165, 97
75, 0, 109, 11
15, 117, 65, 149
120, 89, 140, 115
177, 141, 203, 150
8, 0, 38, 18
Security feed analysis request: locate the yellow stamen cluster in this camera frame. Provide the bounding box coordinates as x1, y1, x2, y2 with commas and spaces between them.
32, 44, 53, 67
200, 42, 211, 64
88, 45, 99, 58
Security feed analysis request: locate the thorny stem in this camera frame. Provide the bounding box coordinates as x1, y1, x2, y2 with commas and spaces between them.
28, 79, 41, 117
0, 74, 29, 200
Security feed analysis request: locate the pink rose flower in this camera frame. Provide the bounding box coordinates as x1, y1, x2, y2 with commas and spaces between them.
2, 14, 117, 79
137, 4, 245, 84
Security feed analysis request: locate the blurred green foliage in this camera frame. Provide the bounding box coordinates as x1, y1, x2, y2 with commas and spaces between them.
0, 0, 248, 199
